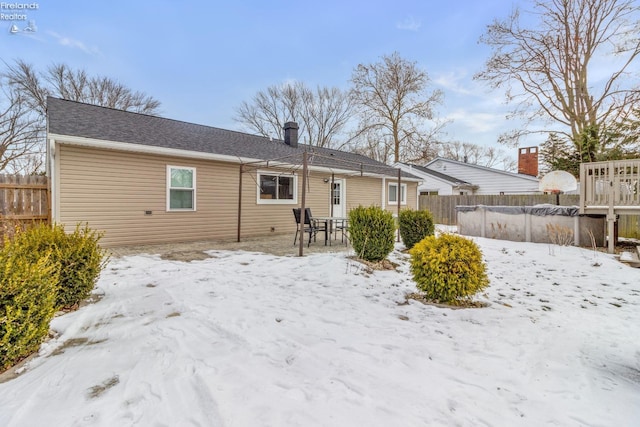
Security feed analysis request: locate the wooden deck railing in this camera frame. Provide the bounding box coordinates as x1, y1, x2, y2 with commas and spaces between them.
579, 159, 640, 215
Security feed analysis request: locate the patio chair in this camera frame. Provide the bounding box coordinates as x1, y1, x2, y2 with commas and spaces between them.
292, 208, 326, 247
334, 218, 348, 244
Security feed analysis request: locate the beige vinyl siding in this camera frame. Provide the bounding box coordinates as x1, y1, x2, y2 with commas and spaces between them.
407, 182, 417, 208
238, 170, 330, 237
384, 180, 418, 213
58, 145, 334, 246
58, 145, 241, 247
344, 176, 383, 209
57, 144, 411, 247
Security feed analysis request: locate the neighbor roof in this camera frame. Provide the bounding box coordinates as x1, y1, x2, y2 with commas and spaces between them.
400, 163, 473, 186
425, 157, 539, 182
47, 97, 418, 179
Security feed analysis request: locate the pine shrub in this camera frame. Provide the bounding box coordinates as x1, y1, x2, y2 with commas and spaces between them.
409, 233, 489, 304
12, 223, 109, 309
56, 224, 108, 309
348, 205, 396, 262
0, 244, 58, 370
398, 208, 435, 250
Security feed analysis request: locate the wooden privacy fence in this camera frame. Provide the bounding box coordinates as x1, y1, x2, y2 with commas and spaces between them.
419, 194, 640, 239
0, 174, 50, 241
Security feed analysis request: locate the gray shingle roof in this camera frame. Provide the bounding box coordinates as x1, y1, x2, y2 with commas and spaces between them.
402, 163, 472, 186
47, 97, 418, 179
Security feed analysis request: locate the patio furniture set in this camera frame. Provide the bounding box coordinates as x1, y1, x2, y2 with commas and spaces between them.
292, 208, 348, 247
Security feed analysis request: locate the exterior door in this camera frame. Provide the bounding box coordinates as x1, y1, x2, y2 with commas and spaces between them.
331, 179, 345, 217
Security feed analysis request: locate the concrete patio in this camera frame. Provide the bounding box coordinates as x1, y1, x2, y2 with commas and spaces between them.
108, 232, 353, 260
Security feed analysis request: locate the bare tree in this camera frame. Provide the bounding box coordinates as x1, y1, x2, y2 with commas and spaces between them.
1, 59, 162, 173
4, 60, 162, 116
0, 84, 42, 174
299, 86, 354, 149
438, 141, 488, 165
476, 0, 640, 154
349, 128, 395, 163
235, 81, 353, 149
437, 141, 516, 171
235, 84, 297, 141
350, 52, 443, 164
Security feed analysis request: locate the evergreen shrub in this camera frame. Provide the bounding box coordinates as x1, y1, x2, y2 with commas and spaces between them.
398, 208, 435, 249
409, 233, 489, 304
13, 223, 108, 309
348, 205, 396, 262
0, 244, 58, 370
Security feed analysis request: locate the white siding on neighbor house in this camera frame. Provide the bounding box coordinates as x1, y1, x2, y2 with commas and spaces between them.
396, 164, 455, 195
427, 159, 540, 195
419, 178, 454, 195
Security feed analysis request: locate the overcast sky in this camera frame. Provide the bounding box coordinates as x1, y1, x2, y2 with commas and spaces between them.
4, 0, 540, 161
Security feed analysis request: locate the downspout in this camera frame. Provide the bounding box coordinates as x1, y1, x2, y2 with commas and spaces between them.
298, 151, 308, 257
397, 168, 401, 242
237, 164, 243, 242
48, 138, 56, 223
381, 176, 386, 210
330, 173, 335, 217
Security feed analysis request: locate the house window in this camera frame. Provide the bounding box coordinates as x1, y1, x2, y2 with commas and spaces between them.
332, 183, 341, 205
167, 166, 196, 211
257, 172, 297, 204
388, 183, 407, 205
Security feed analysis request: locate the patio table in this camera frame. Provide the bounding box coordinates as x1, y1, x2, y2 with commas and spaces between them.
313, 216, 348, 245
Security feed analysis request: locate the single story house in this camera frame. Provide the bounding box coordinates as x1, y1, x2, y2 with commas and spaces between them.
397, 157, 540, 196
395, 163, 477, 195
47, 97, 421, 247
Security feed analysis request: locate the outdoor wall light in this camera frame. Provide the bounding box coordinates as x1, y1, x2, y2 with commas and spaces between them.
323, 178, 330, 183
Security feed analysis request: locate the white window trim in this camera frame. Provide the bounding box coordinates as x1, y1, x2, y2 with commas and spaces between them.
388, 182, 407, 205
166, 165, 196, 212
256, 170, 298, 205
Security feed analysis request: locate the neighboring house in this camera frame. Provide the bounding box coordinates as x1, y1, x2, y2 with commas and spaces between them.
395, 163, 477, 195
47, 98, 421, 247
397, 157, 540, 196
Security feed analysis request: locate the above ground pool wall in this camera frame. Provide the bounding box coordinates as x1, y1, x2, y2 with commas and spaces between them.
456, 205, 606, 247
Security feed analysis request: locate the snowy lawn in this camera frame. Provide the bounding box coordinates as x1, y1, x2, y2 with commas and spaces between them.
1, 236, 639, 426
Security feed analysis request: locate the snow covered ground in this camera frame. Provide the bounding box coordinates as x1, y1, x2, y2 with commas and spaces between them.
1, 234, 639, 426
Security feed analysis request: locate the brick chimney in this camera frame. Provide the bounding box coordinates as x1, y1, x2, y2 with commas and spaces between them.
284, 122, 298, 148
518, 146, 538, 177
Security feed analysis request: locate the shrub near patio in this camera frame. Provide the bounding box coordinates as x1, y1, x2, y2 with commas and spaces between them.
0, 237, 59, 370
409, 233, 489, 305
348, 205, 396, 262
1, 223, 108, 370
13, 223, 109, 310
398, 208, 435, 250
